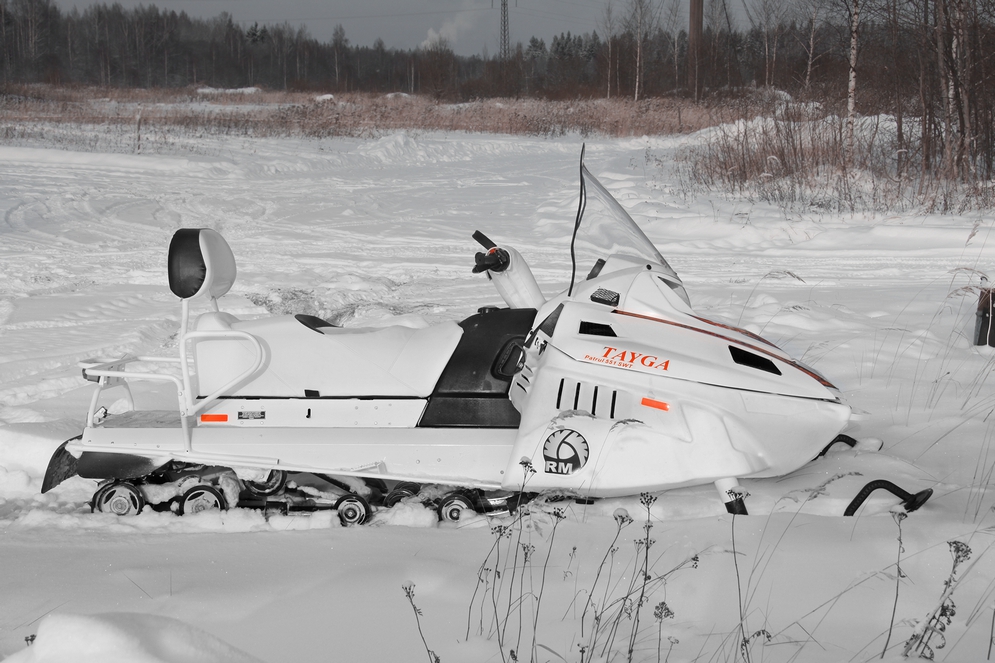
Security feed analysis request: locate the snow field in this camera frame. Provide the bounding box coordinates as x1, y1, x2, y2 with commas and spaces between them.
1, 129, 994, 662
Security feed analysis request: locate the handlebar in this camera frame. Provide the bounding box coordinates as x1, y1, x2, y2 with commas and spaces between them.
472, 230, 496, 249
471, 230, 510, 274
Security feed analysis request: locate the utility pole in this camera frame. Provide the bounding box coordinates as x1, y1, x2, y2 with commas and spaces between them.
688, 0, 703, 101
500, 0, 510, 60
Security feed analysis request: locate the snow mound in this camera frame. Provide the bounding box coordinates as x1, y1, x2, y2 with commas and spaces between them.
6, 612, 263, 663
0, 146, 220, 174
370, 499, 438, 528
196, 87, 261, 95
355, 132, 426, 163
0, 422, 81, 480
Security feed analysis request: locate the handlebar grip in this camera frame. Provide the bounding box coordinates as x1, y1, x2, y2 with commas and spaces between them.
473, 248, 510, 274
472, 230, 497, 250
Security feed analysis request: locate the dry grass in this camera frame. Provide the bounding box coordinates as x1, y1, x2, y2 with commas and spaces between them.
0, 84, 753, 142
674, 99, 995, 214
7, 83, 983, 213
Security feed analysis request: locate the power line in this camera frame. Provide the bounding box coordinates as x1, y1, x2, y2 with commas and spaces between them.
236, 6, 493, 25
511, 6, 597, 28
542, 0, 606, 11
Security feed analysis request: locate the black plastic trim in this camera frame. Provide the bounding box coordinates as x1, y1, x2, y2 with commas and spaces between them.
537, 304, 564, 338
295, 314, 337, 333
579, 321, 617, 337
431, 308, 536, 396
167, 229, 206, 299
419, 308, 535, 427
729, 346, 782, 375
586, 258, 606, 280
198, 395, 424, 401
77, 452, 166, 480
419, 396, 521, 428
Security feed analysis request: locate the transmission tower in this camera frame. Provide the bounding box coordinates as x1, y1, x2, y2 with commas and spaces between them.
500, 0, 510, 60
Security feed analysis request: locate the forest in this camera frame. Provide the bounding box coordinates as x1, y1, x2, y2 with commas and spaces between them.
2, 0, 994, 201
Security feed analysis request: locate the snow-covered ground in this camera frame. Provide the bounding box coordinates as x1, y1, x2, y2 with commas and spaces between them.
1, 130, 994, 663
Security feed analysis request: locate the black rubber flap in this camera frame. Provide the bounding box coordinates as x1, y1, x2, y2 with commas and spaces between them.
168, 228, 206, 299
41, 436, 80, 493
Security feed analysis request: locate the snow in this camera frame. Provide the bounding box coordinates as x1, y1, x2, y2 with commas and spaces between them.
195, 87, 262, 96
4, 613, 263, 663
2, 128, 995, 662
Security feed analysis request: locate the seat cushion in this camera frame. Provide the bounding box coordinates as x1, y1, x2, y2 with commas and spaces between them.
194, 314, 463, 398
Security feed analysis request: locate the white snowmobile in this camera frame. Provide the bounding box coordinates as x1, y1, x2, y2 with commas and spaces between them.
42, 151, 932, 524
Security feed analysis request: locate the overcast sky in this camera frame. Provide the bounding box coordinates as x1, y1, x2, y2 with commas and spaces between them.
52, 0, 670, 56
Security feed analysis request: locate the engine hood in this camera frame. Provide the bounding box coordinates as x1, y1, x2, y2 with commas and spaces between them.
546, 300, 841, 402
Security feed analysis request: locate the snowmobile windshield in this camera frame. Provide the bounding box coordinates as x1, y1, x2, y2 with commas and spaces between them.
569, 160, 688, 305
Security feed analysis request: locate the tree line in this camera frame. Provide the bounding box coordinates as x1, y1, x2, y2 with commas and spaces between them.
2, 0, 994, 178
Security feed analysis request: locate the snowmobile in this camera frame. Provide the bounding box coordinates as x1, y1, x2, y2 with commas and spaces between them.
41, 150, 932, 525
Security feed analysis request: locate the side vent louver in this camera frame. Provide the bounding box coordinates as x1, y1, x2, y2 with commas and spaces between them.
729, 346, 782, 375
556, 378, 621, 418
579, 321, 617, 337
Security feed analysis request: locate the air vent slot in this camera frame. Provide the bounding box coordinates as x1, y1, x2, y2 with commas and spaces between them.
556, 378, 620, 418
579, 321, 617, 337
729, 346, 781, 375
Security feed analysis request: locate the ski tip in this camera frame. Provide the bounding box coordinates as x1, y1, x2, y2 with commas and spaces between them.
904, 488, 933, 513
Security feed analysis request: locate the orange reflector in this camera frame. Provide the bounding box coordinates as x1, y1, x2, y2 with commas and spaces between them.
640, 397, 670, 411
200, 413, 228, 423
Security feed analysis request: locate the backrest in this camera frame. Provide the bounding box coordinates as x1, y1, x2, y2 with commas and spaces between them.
167, 228, 237, 300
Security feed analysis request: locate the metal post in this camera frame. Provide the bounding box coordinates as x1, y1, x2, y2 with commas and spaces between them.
975, 284, 994, 346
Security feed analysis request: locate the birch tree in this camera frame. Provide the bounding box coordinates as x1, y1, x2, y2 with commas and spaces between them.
625, 0, 658, 101
599, 0, 618, 98
741, 0, 789, 87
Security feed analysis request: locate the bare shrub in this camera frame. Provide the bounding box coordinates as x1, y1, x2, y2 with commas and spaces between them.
675, 97, 995, 214
0, 84, 752, 145
13, 84, 983, 214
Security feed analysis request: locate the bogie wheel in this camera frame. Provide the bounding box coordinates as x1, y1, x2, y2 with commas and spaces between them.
178, 485, 228, 515
363, 478, 389, 494
335, 494, 371, 526
92, 482, 145, 516
243, 470, 288, 497
363, 478, 389, 506
437, 491, 476, 523
383, 481, 421, 508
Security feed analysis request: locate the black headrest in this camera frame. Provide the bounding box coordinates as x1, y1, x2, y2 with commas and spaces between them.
167, 228, 236, 300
